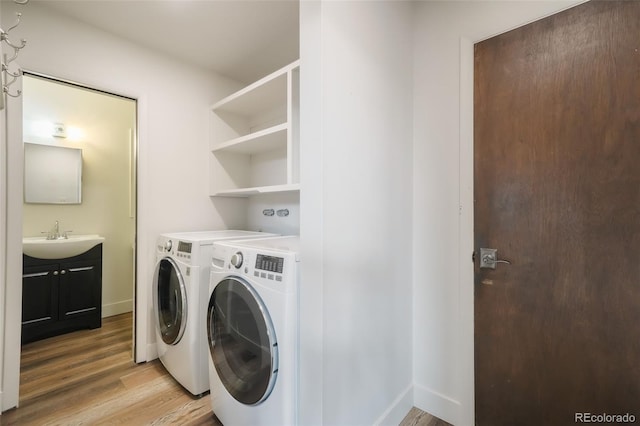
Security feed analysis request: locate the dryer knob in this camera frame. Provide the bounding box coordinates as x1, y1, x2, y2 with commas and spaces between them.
164, 240, 173, 252
230, 252, 244, 269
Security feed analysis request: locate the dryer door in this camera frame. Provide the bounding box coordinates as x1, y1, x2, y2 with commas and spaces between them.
207, 277, 278, 406
153, 257, 188, 345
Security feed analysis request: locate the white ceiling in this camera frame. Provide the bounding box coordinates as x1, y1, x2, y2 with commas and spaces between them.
36, 0, 300, 84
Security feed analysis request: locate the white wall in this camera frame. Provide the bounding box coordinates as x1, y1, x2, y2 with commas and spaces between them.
412, 2, 584, 425
23, 76, 137, 317
0, 0, 243, 369
300, 1, 414, 424
247, 192, 300, 235
2, 0, 590, 422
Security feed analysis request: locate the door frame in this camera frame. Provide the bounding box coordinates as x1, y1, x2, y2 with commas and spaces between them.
2, 71, 150, 412
457, 3, 589, 425
2, 73, 24, 412
458, 35, 475, 426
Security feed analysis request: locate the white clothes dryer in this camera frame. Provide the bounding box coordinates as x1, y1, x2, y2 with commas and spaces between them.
152, 230, 276, 396
207, 236, 300, 426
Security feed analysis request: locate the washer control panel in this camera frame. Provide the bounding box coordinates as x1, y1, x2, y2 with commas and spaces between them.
251, 254, 285, 282
225, 252, 286, 283
175, 240, 192, 260
157, 238, 192, 261
215, 238, 299, 291
177, 241, 192, 254
255, 254, 284, 274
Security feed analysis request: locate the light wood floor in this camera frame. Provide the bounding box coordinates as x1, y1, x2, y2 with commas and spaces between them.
399, 408, 451, 426
1, 312, 449, 426
2, 313, 217, 426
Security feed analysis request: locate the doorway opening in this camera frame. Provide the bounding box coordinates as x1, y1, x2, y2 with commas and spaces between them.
20, 72, 137, 364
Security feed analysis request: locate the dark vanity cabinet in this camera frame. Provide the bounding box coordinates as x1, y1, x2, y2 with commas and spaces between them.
22, 244, 102, 344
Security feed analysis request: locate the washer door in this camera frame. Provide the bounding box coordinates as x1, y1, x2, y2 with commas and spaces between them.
207, 277, 278, 406
153, 257, 187, 345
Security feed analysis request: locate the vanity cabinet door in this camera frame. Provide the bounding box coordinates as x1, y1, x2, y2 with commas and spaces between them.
22, 264, 59, 328
22, 245, 103, 343
58, 259, 102, 328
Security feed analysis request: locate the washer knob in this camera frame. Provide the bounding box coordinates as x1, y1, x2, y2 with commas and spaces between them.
230, 252, 244, 269
231, 251, 244, 269
164, 240, 173, 252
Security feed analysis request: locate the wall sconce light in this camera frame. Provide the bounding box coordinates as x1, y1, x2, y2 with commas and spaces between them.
52, 122, 66, 138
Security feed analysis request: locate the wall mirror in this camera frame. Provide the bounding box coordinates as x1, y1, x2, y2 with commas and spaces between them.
24, 143, 83, 204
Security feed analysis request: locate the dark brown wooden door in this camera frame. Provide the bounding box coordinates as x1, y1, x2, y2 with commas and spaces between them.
474, 2, 640, 425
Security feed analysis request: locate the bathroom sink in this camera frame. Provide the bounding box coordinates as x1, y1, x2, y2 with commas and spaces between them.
23, 234, 105, 259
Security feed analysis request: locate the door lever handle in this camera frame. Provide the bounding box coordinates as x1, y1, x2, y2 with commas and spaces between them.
479, 248, 511, 269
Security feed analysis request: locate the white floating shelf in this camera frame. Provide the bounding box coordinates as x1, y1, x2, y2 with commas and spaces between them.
209, 60, 300, 198
211, 61, 299, 117
211, 123, 288, 155
211, 183, 300, 198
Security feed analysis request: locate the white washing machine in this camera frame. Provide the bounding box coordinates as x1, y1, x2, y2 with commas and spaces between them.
207, 236, 300, 425
152, 230, 277, 396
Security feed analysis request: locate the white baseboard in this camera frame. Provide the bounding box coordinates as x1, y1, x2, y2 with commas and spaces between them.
414, 384, 462, 425
102, 299, 133, 318
373, 384, 414, 426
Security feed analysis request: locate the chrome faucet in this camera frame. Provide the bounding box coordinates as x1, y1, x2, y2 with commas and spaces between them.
42, 220, 72, 240
49, 220, 60, 240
